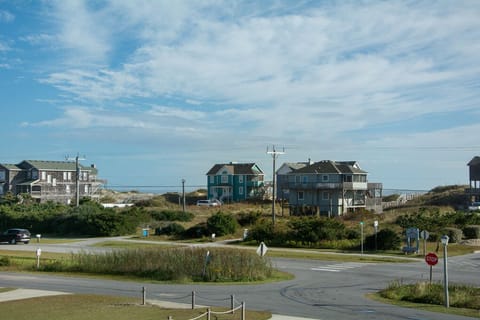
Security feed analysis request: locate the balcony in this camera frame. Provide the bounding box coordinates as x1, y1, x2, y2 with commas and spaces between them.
287, 182, 367, 190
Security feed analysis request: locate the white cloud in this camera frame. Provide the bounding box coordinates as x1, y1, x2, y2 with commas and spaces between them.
21, 1, 480, 189
0, 10, 14, 23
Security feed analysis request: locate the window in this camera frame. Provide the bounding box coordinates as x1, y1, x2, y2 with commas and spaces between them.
32, 170, 38, 180
63, 172, 67, 180
0, 170, 5, 181
52, 178, 57, 187
322, 175, 329, 182
209, 175, 214, 183
298, 191, 304, 201
239, 175, 244, 183
322, 191, 329, 200
47, 175, 51, 184
68, 172, 72, 180
239, 186, 244, 195
41, 171, 46, 180
302, 176, 308, 184
66, 185, 70, 194
221, 174, 228, 183
84, 185, 89, 193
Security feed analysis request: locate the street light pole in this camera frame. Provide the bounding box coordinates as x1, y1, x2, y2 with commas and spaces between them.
441, 235, 450, 308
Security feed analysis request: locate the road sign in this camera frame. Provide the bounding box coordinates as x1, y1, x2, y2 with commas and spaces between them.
420, 230, 429, 240
256, 242, 268, 257
425, 252, 438, 266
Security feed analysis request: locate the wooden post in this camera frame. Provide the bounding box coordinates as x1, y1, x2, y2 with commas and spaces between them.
231, 294, 234, 314
207, 308, 211, 320
142, 286, 146, 305
242, 301, 246, 320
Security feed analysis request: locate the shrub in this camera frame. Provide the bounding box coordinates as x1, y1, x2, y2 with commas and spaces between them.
206, 212, 238, 237
462, 225, 480, 239
246, 219, 274, 243
150, 210, 194, 222
442, 227, 463, 243
236, 210, 262, 226
0, 256, 10, 266
365, 228, 401, 250
183, 223, 209, 239
155, 223, 185, 236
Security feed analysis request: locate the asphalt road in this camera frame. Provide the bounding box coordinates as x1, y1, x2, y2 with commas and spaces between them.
0, 239, 479, 320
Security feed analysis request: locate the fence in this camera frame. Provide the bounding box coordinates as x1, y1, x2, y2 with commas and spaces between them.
141, 287, 246, 320
382, 193, 425, 209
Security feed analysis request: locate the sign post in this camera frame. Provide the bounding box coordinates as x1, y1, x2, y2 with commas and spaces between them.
425, 252, 438, 283
420, 230, 429, 256
36, 248, 42, 269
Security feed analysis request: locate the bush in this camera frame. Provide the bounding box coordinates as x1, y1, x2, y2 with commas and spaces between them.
0, 256, 10, 266
155, 223, 185, 236
183, 223, 209, 239
236, 210, 262, 226
150, 210, 194, 222
206, 212, 238, 237
462, 225, 480, 239
365, 228, 401, 250
442, 227, 463, 243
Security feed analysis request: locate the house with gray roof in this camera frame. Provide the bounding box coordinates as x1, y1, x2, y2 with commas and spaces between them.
0, 160, 105, 204
206, 162, 265, 202
282, 160, 382, 216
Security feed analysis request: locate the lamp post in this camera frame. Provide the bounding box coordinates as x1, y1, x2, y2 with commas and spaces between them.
441, 235, 450, 308
374, 220, 378, 252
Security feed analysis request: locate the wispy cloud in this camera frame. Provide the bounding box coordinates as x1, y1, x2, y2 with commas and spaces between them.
0, 10, 14, 23
5, 1, 480, 189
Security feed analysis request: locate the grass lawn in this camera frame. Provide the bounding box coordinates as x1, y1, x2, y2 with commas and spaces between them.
368, 293, 480, 319
0, 294, 271, 320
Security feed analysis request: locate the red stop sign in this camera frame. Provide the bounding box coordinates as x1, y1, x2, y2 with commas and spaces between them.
425, 252, 438, 266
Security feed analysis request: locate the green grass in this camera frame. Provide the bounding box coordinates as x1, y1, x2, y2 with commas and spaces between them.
92, 240, 177, 248
0, 294, 271, 320
369, 292, 480, 318
371, 281, 480, 318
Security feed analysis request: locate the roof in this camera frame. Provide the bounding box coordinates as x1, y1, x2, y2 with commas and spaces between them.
468, 156, 480, 166
0, 164, 21, 170
290, 160, 367, 174
285, 162, 310, 170
19, 160, 98, 174
207, 162, 264, 175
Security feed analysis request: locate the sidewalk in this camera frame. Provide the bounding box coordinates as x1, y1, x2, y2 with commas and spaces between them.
0, 289, 318, 320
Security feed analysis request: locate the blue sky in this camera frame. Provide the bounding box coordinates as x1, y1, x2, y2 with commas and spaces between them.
1, 0, 480, 193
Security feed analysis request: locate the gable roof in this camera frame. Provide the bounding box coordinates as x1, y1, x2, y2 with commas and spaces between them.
468, 156, 480, 166
18, 160, 98, 174
291, 160, 367, 174
207, 162, 264, 175
0, 164, 21, 170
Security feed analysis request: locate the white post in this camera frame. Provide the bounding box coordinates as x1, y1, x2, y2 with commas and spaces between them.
441, 235, 450, 308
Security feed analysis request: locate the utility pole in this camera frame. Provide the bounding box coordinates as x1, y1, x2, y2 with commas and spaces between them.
66, 153, 85, 207
181, 179, 186, 213
266, 145, 285, 226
